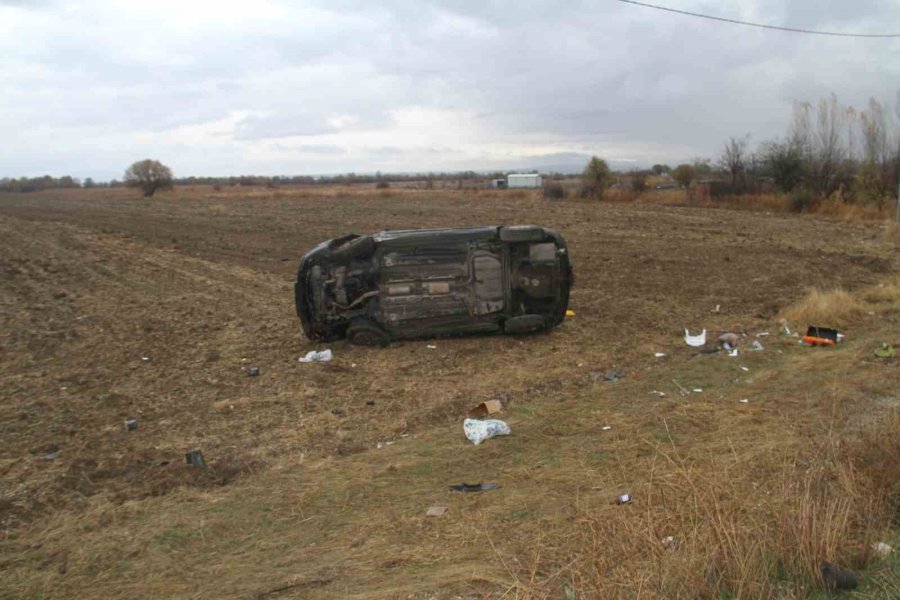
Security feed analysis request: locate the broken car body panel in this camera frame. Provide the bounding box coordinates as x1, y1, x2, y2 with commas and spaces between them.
295, 225, 572, 343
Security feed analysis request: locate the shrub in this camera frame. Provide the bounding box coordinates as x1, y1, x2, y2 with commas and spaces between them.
375, 181, 390, 189
581, 156, 612, 199
789, 188, 815, 213
542, 182, 565, 200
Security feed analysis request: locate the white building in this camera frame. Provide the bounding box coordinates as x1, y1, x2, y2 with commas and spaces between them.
507, 173, 542, 189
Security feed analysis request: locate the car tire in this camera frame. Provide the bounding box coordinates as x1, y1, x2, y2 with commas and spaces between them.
499, 225, 544, 243
503, 314, 546, 334
347, 320, 391, 347
332, 236, 375, 260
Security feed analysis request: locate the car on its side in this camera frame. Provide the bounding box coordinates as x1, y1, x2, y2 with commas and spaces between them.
295, 225, 572, 346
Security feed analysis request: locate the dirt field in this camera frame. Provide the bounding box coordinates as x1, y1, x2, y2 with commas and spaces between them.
1, 186, 898, 599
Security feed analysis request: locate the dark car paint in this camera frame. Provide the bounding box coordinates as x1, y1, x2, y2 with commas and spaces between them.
295, 226, 572, 343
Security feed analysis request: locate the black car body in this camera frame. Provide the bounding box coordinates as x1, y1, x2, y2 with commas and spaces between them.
294, 225, 572, 345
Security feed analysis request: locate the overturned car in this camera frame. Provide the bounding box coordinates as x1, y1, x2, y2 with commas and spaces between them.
295, 225, 573, 346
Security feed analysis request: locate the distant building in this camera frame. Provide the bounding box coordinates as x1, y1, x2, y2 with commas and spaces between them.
491, 178, 507, 189
507, 173, 542, 189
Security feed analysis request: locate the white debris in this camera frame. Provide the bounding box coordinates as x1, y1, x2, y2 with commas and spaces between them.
602, 425, 612, 431
684, 329, 707, 347
739, 399, 749, 404
756, 332, 770, 337
650, 390, 666, 397
739, 366, 750, 372
654, 352, 666, 358
692, 388, 703, 393
298, 349, 333, 363
728, 348, 739, 357
872, 542, 893, 557
463, 418, 511, 445
749, 340, 764, 351
426, 344, 437, 349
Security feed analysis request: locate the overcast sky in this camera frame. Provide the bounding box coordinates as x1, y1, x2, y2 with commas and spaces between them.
2, 0, 900, 179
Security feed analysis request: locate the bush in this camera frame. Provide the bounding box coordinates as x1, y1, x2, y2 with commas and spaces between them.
581, 157, 612, 199
630, 171, 648, 193
542, 182, 565, 200
789, 188, 815, 213
375, 181, 390, 189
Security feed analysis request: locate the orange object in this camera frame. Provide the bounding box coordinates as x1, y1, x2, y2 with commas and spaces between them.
803, 336, 835, 347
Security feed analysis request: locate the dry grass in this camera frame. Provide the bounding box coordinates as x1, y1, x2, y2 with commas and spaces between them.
779, 288, 867, 329
816, 199, 892, 222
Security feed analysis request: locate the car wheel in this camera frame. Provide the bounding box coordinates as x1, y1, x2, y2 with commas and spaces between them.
503, 314, 546, 334
347, 320, 391, 347
499, 225, 544, 243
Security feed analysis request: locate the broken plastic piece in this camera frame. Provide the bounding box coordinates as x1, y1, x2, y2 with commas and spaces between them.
874, 344, 896, 358
566, 309, 576, 317
616, 493, 632, 505
124, 418, 138, 431
42, 451, 59, 461
247, 366, 261, 376
728, 348, 739, 357
749, 340, 764, 351
463, 418, 511, 445
684, 328, 707, 347
739, 398, 749, 404
449, 482, 501, 492
650, 390, 666, 397
654, 352, 666, 358
298, 349, 333, 363
603, 370, 623, 382
602, 425, 612, 431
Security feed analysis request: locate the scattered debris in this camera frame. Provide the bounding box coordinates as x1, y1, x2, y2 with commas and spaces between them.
718, 333, 741, 348
566, 309, 576, 317
872, 541, 893, 557
615, 493, 632, 505
601, 425, 612, 431
298, 349, 333, 363
780, 321, 792, 336
185, 450, 205, 467
42, 451, 59, 461
124, 418, 138, 431
449, 482, 501, 492
650, 390, 666, 397
820, 562, 858, 592
654, 352, 666, 358
331, 408, 345, 417
714, 304, 721, 312
141, 355, 150, 362
739, 398, 749, 404
672, 380, 690, 396
802, 325, 843, 346
247, 366, 261, 377
463, 418, 511, 445
468, 400, 503, 419
684, 328, 707, 347
425, 505, 448, 517
366, 399, 376, 406
376, 441, 396, 449
426, 344, 437, 349
728, 348, 739, 357
756, 332, 770, 337
603, 370, 623, 382
692, 388, 703, 393
739, 366, 750, 372
661, 535, 676, 549
749, 340, 764, 351
874, 344, 896, 359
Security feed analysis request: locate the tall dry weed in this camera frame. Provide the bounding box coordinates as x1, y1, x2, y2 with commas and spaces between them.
779, 288, 866, 329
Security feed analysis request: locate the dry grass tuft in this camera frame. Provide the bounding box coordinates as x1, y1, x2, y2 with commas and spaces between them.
780, 288, 866, 328
816, 199, 891, 222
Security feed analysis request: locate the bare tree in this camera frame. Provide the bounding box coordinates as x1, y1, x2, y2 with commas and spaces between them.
719, 135, 749, 191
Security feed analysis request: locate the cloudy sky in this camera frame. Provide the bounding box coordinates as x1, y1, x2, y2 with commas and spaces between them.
2, 0, 899, 179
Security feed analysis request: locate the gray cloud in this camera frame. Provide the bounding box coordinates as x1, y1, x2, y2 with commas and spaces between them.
2, 0, 899, 179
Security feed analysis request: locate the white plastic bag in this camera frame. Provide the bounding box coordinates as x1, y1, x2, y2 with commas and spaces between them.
463, 418, 511, 445
298, 349, 333, 363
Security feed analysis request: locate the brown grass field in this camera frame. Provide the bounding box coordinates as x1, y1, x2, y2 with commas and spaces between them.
1, 185, 899, 599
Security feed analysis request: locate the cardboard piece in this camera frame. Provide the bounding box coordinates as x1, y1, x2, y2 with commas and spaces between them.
426, 505, 448, 517
467, 400, 502, 419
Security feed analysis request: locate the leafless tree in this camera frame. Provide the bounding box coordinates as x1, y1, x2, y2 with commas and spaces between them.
720, 135, 749, 191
